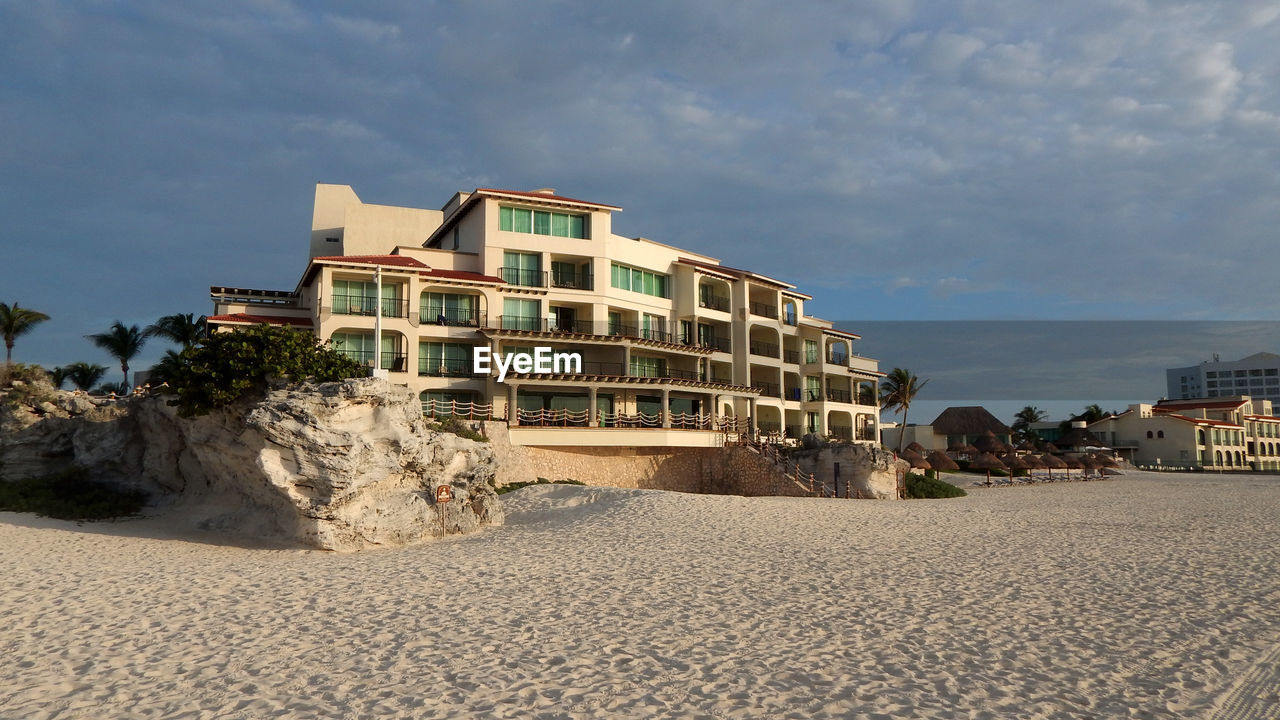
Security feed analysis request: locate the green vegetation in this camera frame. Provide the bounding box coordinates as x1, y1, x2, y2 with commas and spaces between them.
0, 363, 57, 408
496, 477, 587, 495
144, 313, 206, 347
425, 416, 489, 442
62, 362, 108, 392
879, 367, 928, 455
904, 472, 967, 499
0, 467, 148, 520
1012, 405, 1047, 442
87, 322, 147, 389
1, 302, 51, 366
164, 324, 366, 417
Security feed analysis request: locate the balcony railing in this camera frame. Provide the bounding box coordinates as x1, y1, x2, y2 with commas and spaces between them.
749, 341, 779, 358
340, 349, 408, 372
331, 295, 409, 318
752, 381, 781, 398
783, 349, 800, 364
829, 425, 853, 441
494, 316, 680, 343
827, 352, 849, 365
550, 269, 593, 290
805, 389, 822, 402
826, 388, 852, 404
699, 295, 730, 312
419, 357, 474, 377
749, 301, 778, 319
500, 267, 548, 288
420, 309, 481, 327
785, 386, 802, 401
785, 425, 803, 439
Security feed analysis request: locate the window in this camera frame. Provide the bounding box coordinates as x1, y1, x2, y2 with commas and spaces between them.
330, 332, 399, 370
502, 251, 543, 287
806, 412, 820, 434
805, 376, 822, 402
500, 206, 588, 238
610, 262, 669, 298
1146, 430, 1154, 439
630, 355, 667, 378
332, 279, 400, 316
502, 298, 540, 330
419, 343, 472, 376
452, 227, 460, 250
804, 340, 819, 364
640, 313, 667, 341
421, 292, 477, 326
1157, 430, 1164, 438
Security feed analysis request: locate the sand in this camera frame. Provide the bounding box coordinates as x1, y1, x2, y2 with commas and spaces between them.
2, 470, 1278, 719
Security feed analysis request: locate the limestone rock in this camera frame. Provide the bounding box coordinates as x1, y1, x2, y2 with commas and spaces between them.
1, 378, 503, 551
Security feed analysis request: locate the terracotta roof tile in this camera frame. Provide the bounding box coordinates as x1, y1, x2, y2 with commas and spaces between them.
208, 313, 313, 327
312, 255, 429, 269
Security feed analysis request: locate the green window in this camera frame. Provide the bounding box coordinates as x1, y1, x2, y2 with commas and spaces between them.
419, 342, 472, 376
630, 355, 667, 378
610, 262, 670, 298
420, 292, 477, 325
502, 251, 542, 287
331, 332, 398, 370
608, 311, 623, 336
499, 206, 586, 238
805, 376, 822, 402
804, 340, 819, 364
502, 298, 540, 330
420, 390, 478, 417
332, 280, 400, 316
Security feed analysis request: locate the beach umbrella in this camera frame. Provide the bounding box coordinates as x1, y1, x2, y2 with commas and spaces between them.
973, 431, 1002, 454
925, 450, 959, 472
969, 452, 1008, 485
1002, 453, 1030, 481
906, 441, 926, 454
1041, 442, 1061, 454
1020, 453, 1046, 481
901, 449, 932, 471
1063, 455, 1083, 480
1097, 454, 1120, 468
1017, 440, 1038, 452
1079, 454, 1101, 479
1039, 453, 1067, 481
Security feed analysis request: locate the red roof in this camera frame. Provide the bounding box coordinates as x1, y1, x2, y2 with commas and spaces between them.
420, 269, 506, 283
1164, 413, 1242, 428
208, 313, 313, 327
675, 257, 793, 288
1154, 398, 1247, 410
312, 255, 429, 269
476, 188, 621, 210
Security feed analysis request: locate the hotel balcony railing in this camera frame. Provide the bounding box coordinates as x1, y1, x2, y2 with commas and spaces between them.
785, 425, 804, 439
758, 421, 782, 435
711, 375, 733, 385
698, 295, 730, 312
749, 301, 778, 319
420, 309, 481, 327
630, 366, 701, 381
829, 425, 853, 441
679, 335, 731, 353
827, 352, 849, 365
331, 295, 409, 318
549, 270, 593, 290
340, 349, 408, 372
785, 387, 802, 401
499, 267, 548, 288
783, 313, 798, 326
783, 349, 800, 364
749, 341, 779, 358
418, 357, 475, 377
826, 388, 852, 404
495, 316, 680, 342
805, 389, 822, 402
752, 381, 781, 398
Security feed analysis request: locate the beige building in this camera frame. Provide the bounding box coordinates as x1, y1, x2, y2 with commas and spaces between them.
210, 184, 881, 448
1088, 396, 1280, 471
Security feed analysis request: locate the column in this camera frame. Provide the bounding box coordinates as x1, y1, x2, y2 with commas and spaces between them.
507, 383, 518, 426
588, 385, 598, 427
662, 387, 671, 428
748, 396, 758, 434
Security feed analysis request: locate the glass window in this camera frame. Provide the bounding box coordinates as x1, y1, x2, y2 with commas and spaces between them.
502, 298, 540, 330
569, 214, 586, 238
551, 213, 570, 237
513, 208, 532, 233
804, 340, 819, 364
533, 211, 551, 235
500, 206, 512, 231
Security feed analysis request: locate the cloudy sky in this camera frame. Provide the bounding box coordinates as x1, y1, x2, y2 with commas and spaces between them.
3, 1, 1279, 415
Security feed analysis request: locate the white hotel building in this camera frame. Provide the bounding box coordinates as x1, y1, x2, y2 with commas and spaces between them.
210, 184, 882, 447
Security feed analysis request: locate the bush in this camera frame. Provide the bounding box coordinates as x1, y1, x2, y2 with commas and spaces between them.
904, 472, 967, 499
496, 477, 586, 495
426, 416, 489, 442
0, 467, 148, 520
164, 325, 367, 417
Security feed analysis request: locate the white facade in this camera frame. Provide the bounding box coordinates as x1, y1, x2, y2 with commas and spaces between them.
1167, 352, 1280, 404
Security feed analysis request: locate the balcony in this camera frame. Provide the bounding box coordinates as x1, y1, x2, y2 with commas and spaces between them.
500, 267, 548, 288
749, 341, 779, 358
420, 309, 481, 327
826, 388, 852, 404
827, 351, 849, 365
419, 357, 475, 377
492, 316, 684, 344
783, 349, 800, 364
785, 386, 802, 401
340, 349, 408, 372
749, 301, 778, 319
630, 365, 700, 381
332, 295, 409, 318
698, 295, 730, 312
829, 425, 853, 441
550, 268, 593, 291
751, 381, 781, 398
805, 389, 822, 402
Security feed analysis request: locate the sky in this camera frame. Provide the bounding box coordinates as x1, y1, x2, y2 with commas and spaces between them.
3, 1, 1280, 421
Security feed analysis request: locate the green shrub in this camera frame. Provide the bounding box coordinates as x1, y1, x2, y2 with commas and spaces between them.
426, 416, 489, 442
0, 467, 148, 520
496, 478, 586, 495
163, 325, 366, 417
905, 472, 967, 499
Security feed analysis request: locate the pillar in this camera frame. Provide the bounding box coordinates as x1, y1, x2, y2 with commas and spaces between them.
507, 383, 518, 425
748, 396, 758, 434
662, 387, 671, 428
589, 385, 598, 426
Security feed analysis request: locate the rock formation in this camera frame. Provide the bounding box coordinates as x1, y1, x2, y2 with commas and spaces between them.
0, 378, 503, 551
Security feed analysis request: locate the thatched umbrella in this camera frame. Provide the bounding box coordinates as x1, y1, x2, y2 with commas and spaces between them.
969, 452, 1008, 485
1063, 455, 1083, 480
946, 442, 979, 460
906, 441, 926, 454
1079, 454, 1100, 480
973, 430, 1002, 455
1021, 453, 1046, 481
1096, 454, 1120, 469
1002, 453, 1030, 481
1041, 442, 1061, 454
901, 449, 932, 471
1017, 440, 1038, 452
1039, 453, 1067, 480
925, 450, 959, 473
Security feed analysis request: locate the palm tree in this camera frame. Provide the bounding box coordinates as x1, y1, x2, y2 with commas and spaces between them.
87, 322, 147, 389
1, 301, 51, 366
1012, 405, 1048, 441
146, 349, 185, 385
144, 313, 206, 347
879, 367, 929, 455
64, 362, 108, 391
49, 366, 70, 389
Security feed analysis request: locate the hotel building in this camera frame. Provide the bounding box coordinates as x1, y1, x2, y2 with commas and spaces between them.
1166, 352, 1280, 405
1089, 396, 1280, 471
209, 184, 882, 448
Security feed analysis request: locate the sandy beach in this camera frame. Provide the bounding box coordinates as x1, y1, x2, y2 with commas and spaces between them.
3, 470, 1279, 719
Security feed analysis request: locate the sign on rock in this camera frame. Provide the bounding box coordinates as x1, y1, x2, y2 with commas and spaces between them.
436, 485, 453, 504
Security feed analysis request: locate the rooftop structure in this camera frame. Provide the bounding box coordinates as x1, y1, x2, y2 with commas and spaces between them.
1167, 352, 1280, 405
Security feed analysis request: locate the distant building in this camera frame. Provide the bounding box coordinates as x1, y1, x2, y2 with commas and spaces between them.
1167, 352, 1280, 404
881, 406, 1012, 452
1089, 395, 1280, 471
